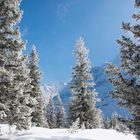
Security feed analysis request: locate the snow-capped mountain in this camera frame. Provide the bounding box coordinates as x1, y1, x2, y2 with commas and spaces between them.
92, 64, 129, 117
41, 82, 67, 104
41, 56, 129, 117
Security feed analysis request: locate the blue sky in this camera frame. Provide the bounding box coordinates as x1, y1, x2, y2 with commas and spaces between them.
20, 0, 134, 84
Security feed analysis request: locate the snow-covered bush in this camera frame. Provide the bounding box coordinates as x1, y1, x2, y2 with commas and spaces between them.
81, 122, 86, 131
68, 118, 80, 134
0, 111, 7, 120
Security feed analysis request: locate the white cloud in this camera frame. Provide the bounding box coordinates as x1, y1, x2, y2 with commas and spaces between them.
56, 1, 74, 21
21, 28, 29, 38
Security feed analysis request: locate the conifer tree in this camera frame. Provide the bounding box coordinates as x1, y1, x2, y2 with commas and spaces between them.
110, 112, 129, 132
0, 0, 32, 130
68, 118, 80, 133
0, 103, 7, 123
69, 37, 100, 129
46, 96, 56, 128
106, 0, 140, 138
104, 117, 111, 129
29, 46, 46, 127
111, 112, 120, 130
43, 100, 49, 128
97, 109, 104, 128
56, 95, 65, 128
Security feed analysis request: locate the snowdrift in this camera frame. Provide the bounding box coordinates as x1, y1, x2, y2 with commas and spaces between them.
0, 125, 136, 140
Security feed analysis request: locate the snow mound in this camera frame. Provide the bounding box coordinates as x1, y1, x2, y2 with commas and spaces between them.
0, 125, 136, 140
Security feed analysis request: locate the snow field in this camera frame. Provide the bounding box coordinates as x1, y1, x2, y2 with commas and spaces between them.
0, 125, 136, 140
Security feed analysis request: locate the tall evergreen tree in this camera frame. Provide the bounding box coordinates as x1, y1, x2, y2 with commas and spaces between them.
46, 96, 56, 128
56, 95, 65, 128
69, 37, 100, 129
29, 46, 46, 127
0, 0, 32, 130
106, 0, 140, 139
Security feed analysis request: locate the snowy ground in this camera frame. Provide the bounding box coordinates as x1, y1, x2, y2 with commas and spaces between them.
0, 125, 136, 140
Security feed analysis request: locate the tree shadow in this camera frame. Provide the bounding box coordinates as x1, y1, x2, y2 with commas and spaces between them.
14, 136, 94, 140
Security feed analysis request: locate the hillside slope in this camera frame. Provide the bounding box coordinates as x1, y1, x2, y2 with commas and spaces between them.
0, 125, 136, 140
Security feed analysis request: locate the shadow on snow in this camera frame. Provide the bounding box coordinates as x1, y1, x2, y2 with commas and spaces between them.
14, 136, 94, 140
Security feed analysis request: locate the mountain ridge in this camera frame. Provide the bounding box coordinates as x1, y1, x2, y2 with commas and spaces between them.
41, 56, 129, 117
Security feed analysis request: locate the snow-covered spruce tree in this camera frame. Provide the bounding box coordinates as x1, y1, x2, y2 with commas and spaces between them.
68, 118, 80, 134
29, 46, 47, 127
110, 112, 129, 132
46, 96, 56, 128
69, 37, 100, 129
0, 68, 9, 124
104, 117, 111, 129
111, 112, 120, 130
97, 109, 104, 128
0, 103, 7, 123
42, 100, 49, 128
106, 1, 140, 138
56, 95, 65, 128
0, 0, 33, 131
